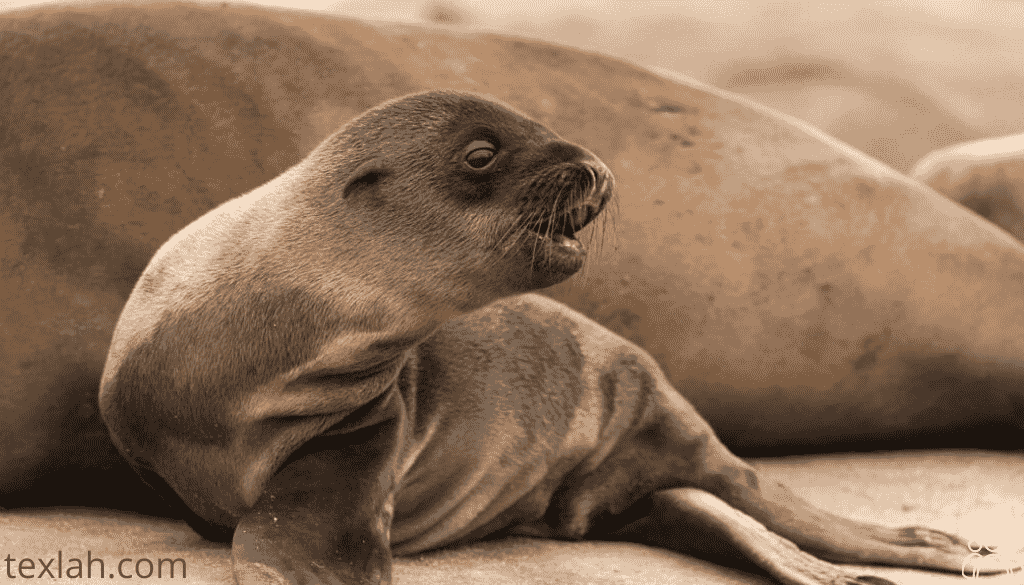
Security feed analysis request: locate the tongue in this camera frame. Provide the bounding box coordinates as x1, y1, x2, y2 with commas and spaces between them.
551, 233, 583, 252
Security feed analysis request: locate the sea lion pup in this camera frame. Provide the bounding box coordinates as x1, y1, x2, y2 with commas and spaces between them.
912, 133, 1024, 243
100, 91, 975, 585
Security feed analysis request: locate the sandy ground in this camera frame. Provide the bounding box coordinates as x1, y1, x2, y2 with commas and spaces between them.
4, 451, 1022, 584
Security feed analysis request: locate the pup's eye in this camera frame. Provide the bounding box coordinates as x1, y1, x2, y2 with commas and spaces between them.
464, 140, 497, 169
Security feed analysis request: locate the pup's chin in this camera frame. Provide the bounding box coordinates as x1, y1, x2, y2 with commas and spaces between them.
510, 228, 588, 291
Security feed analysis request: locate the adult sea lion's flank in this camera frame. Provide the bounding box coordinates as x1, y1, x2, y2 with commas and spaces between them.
100, 91, 980, 585
913, 133, 1024, 244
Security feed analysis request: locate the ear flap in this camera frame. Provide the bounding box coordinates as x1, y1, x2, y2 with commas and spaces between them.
341, 159, 389, 198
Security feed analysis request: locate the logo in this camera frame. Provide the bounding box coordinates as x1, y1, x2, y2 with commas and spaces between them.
962, 541, 1023, 581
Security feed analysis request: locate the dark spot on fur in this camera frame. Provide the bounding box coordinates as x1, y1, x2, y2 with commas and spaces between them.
856, 245, 875, 265
422, 2, 468, 25
743, 468, 759, 490
936, 253, 986, 278
855, 182, 875, 200
852, 330, 889, 371
607, 308, 640, 330
818, 283, 833, 305
650, 102, 686, 114
669, 133, 694, 147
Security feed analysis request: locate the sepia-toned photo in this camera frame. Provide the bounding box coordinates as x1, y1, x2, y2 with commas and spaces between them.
1, 1, 1022, 583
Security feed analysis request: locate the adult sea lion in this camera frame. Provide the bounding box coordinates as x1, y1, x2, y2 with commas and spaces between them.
912, 133, 1024, 243
99, 90, 979, 585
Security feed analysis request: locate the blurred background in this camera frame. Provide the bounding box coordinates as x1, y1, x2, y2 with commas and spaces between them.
5, 0, 1023, 174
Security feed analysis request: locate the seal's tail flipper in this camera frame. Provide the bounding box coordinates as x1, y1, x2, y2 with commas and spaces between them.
698, 474, 978, 574
614, 373, 982, 580
611, 487, 896, 585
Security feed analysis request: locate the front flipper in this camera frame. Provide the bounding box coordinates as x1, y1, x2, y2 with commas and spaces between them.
232, 418, 401, 585
612, 488, 897, 585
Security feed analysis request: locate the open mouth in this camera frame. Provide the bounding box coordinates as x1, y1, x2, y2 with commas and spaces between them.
529, 206, 596, 253
510, 160, 614, 284
525, 203, 601, 266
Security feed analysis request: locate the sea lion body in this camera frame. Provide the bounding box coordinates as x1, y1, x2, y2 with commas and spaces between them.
100, 91, 976, 585
913, 133, 1024, 243
99, 87, 612, 520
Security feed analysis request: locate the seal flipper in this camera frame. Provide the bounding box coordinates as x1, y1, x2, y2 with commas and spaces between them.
699, 473, 977, 575
610, 488, 896, 585
232, 417, 402, 585
596, 382, 979, 583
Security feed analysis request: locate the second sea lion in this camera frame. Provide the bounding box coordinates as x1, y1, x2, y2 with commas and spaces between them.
913, 133, 1024, 243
